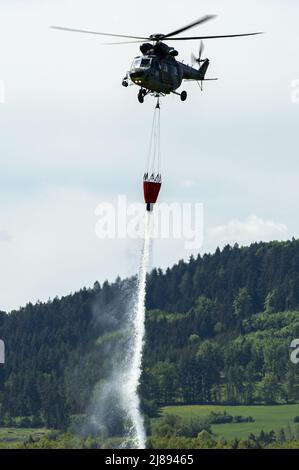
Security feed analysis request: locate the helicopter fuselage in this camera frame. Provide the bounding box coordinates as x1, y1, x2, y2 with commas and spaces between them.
129, 55, 182, 94
126, 42, 209, 95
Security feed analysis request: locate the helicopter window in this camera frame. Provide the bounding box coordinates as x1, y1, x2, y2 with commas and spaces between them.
140, 58, 151, 68
132, 58, 141, 68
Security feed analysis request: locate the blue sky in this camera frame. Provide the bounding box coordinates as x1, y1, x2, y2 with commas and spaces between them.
0, 0, 298, 311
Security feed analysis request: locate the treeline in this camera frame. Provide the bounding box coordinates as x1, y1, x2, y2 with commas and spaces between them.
4, 430, 299, 450
146, 239, 299, 314
141, 308, 299, 406
3, 417, 299, 449
0, 239, 299, 430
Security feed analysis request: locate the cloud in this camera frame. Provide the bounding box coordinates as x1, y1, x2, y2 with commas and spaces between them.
206, 216, 288, 249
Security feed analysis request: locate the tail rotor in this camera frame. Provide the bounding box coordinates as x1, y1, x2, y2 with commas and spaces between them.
191, 40, 210, 91
191, 40, 205, 67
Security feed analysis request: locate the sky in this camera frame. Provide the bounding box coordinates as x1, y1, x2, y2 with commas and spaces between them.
0, 0, 298, 312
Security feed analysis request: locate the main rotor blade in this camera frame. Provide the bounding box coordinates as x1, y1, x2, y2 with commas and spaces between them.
199, 40, 204, 59
50, 26, 148, 40
165, 32, 263, 40
163, 15, 217, 39
104, 40, 145, 45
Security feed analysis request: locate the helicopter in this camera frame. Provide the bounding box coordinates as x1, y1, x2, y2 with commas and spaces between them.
51, 16, 262, 103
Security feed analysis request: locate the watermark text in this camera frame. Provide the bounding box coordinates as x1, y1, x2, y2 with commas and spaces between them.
291, 79, 299, 104
290, 339, 299, 365
0, 339, 4, 364
95, 196, 204, 250
0, 80, 5, 104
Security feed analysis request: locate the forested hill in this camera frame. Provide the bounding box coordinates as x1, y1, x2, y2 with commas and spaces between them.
0, 239, 299, 430
146, 239, 299, 314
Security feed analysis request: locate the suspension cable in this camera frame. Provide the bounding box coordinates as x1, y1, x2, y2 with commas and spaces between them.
146, 98, 161, 176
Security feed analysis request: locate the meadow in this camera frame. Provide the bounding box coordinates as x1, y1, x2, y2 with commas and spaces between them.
0, 427, 48, 448
162, 404, 299, 440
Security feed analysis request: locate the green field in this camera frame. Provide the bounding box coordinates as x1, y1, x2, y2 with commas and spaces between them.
162, 404, 299, 440
1, 405, 299, 447
0, 427, 48, 448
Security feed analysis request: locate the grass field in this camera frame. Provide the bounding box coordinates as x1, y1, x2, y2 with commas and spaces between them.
162, 404, 299, 440
0, 427, 48, 447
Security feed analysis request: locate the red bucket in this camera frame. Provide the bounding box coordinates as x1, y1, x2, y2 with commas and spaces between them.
143, 181, 161, 205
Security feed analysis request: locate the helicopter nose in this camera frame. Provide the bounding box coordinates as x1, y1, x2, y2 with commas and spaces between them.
130, 71, 145, 79
130, 71, 145, 85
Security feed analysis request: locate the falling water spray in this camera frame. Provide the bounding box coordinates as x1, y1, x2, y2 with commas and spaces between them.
120, 212, 153, 449
88, 103, 160, 448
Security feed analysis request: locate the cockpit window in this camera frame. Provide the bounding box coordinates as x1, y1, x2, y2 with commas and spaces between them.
140, 59, 151, 68
132, 58, 141, 68
131, 58, 152, 69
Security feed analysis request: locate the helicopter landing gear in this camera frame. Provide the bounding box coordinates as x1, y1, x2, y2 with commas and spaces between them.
138, 88, 147, 104
180, 91, 187, 102
138, 91, 144, 103
122, 74, 129, 87
171, 90, 188, 102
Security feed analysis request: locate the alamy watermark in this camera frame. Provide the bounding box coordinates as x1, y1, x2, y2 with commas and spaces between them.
95, 196, 204, 250
290, 339, 299, 365
0, 339, 4, 364
0, 80, 5, 104
291, 79, 299, 104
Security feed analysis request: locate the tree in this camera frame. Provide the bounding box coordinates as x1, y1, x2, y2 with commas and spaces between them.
264, 289, 281, 313
233, 288, 253, 320
259, 374, 282, 404
192, 296, 217, 338
277, 428, 286, 444
196, 341, 223, 403
178, 353, 202, 404
150, 362, 178, 405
